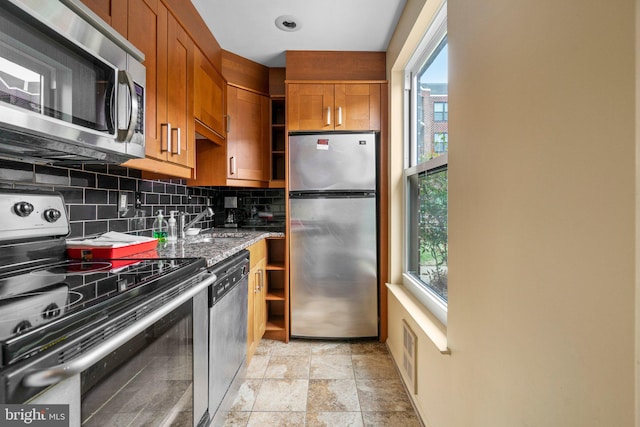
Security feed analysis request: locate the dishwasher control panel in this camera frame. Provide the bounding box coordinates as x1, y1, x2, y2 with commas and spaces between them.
208, 250, 249, 306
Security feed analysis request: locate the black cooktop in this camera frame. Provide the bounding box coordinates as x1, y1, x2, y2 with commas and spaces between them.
0, 256, 206, 367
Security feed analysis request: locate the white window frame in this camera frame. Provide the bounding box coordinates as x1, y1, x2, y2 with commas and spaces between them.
403, 3, 448, 326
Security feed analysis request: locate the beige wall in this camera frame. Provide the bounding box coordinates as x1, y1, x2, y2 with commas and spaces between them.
635, 0, 640, 427
386, 0, 636, 426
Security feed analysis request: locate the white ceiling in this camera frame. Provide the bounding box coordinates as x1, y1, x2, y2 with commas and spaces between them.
190, 0, 407, 67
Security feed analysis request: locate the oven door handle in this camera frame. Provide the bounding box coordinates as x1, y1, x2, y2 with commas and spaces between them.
22, 272, 217, 388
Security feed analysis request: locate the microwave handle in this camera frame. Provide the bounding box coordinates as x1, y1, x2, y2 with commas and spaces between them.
106, 82, 117, 135
22, 271, 217, 388
117, 69, 139, 142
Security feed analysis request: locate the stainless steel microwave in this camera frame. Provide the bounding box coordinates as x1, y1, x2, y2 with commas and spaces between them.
0, 0, 146, 164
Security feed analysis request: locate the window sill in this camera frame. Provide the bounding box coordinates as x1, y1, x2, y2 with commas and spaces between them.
386, 283, 451, 355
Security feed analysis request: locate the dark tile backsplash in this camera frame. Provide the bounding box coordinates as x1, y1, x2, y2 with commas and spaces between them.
0, 160, 284, 239
212, 187, 286, 227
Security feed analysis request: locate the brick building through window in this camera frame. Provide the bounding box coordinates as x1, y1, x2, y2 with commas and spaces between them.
418, 83, 448, 162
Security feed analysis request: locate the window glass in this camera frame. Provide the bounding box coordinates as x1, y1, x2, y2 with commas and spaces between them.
404, 6, 448, 319
415, 37, 448, 163
409, 168, 448, 302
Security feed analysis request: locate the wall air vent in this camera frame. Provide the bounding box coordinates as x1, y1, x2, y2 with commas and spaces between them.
402, 319, 417, 394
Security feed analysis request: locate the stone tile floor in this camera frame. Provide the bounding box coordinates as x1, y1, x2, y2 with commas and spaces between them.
221, 339, 423, 427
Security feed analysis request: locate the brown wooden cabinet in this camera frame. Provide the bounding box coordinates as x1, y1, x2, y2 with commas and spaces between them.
225, 85, 270, 183
194, 47, 226, 142
164, 15, 194, 167
264, 237, 288, 342
122, 0, 195, 178
287, 83, 333, 131
79, 0, 128, 34
287, 82, 381, 131
189, 85, 269, 187
247, 240, 267, 361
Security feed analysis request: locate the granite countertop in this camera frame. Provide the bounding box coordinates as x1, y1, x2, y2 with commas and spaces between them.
154, 229, 285, 267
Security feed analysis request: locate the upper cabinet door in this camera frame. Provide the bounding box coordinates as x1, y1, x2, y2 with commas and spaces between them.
125, 0, 194, 170
334, 83, 381, 131
127, 0, 163, 161
288, 83, 381, 131
194, 48, 226, 140
287, 84, 334, 131
227, 86, 269, 182
165, 13, 194, 168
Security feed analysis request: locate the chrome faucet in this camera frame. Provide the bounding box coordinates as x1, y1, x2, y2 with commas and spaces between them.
181, 207, 214, 237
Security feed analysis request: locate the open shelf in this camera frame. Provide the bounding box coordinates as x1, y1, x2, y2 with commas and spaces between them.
266, 315, 285, 331
266, 237, 285, 263
270, 97, 286, 184
271, 97, 285, 125
265, 236, 287, 341
266, 288, 285, 301
266, 261, 285, 270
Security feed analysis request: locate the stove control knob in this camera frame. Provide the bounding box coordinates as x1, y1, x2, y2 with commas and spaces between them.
13, 320, 32, 335
44, 209, 62, 223
42, 303, 61, 319
13, 202, 34, 217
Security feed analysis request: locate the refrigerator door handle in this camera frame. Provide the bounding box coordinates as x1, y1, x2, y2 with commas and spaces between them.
289, 191, 376, 199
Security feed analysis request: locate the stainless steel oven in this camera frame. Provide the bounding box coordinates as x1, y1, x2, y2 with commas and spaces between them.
20, 271, 214, 427
0, 190, 213, 427
0, 0, 145, 164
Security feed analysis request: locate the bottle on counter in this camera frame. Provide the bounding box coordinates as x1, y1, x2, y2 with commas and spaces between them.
167, 211, 178, 243
152, 210, 168, 243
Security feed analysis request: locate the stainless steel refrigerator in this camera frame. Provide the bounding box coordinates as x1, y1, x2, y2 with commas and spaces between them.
289, 132, 378, 338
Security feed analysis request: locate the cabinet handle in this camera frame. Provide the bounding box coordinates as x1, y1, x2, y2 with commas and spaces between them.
161, 123, 172, 153
325, 107, 331, 126
255, 270, 263, 292
226, 115, 231, 133
171, 128, 182, 156
229, 156, 237, 175
337, 106, 343, 126
174, 127, 181, 155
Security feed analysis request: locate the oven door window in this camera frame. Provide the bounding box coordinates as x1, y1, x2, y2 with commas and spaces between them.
81, 301, 195, 426
0, 5, 116, 134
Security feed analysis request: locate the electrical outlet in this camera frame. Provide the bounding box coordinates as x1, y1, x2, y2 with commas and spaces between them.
118, 192, 128, 212
134, 192, 142, 209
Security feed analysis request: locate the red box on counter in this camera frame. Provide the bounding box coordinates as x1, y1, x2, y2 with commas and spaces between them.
66, 239, 158, 261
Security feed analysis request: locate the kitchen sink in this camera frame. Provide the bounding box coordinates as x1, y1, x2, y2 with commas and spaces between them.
207, 232, 253, 238
186, 237, 215, 244
184, 232, 253, 244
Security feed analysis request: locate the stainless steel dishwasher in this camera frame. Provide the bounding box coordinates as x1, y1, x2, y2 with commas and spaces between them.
207, 250, 249, 425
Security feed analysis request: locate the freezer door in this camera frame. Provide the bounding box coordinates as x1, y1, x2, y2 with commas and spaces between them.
289, 133, 376, 191
290, 196, 378, 338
